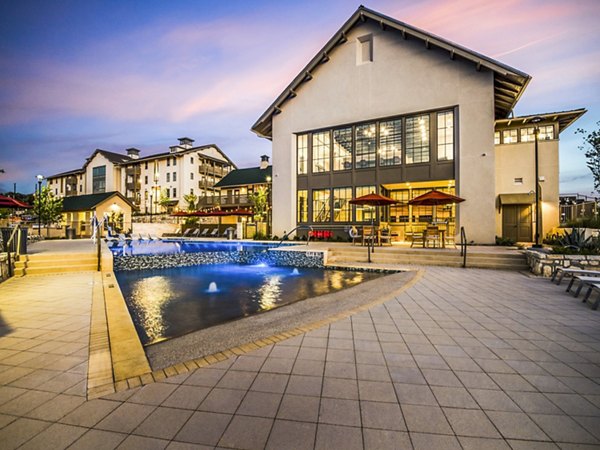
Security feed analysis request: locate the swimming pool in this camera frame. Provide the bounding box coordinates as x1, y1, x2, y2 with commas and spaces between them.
109, 239, 291, 257
115, 263, 387, 345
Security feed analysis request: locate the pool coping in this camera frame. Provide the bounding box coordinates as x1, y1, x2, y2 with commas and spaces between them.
87, 264, 423, 399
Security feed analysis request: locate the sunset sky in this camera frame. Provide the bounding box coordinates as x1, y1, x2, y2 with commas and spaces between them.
0, 0, 598, 195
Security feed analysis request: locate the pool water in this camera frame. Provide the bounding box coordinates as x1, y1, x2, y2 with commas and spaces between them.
115, 264, 386, 345
109, 239, 292, 256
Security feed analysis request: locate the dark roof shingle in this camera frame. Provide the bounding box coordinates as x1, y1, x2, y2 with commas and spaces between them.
214, 166, 272, 188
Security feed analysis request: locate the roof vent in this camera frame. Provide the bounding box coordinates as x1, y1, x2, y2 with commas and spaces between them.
126, 148, 140, 159
260, 155, 270, 170
178, 137, 195, 149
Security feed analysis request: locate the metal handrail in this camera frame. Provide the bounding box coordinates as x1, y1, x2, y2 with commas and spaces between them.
459, 226, 467, 268
4, 225, 21, 278
275, 225, 313, 247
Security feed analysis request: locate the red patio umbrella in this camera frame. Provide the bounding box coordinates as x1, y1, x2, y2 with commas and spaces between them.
408, 190, 465, 206
0, 195, 32, 209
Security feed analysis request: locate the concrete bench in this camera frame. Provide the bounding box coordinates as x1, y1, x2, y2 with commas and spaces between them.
551, 268, 600, 285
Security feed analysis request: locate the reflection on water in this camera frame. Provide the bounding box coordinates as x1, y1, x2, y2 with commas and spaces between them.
115, 264, 386, 345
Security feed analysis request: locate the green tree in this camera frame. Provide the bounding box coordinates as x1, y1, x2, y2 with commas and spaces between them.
33, 186, 63, 236
577, 121, 600, 192
250, 187, 268, 222
183, 193, 198, 212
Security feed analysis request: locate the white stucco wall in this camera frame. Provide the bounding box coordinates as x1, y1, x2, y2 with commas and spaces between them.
269, 21, 496, 242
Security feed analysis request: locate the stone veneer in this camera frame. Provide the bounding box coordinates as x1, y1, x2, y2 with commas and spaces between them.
525, 249, 600, 277
113, 249, 326, 271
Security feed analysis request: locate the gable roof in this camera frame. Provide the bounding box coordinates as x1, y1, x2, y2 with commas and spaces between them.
84, 149, 132, 168
47, 168, 85, 179
61, 191, 133, 212
251, 5, 531, 139
494, 108, 587, 134
214, 166, 272, 188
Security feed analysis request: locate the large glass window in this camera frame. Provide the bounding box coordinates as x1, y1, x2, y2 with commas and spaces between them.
502, 129, 517, 144
312, 189, 330, 222
379, 119, 402, 166
297, 190, 308, 223
355, 185, 376, 222
92, 166, 106, 193
437, 111, 454, 161
312, 132, 330, 173
406, 115, 430, 164
332, 128, 353, 171
355, 123, 377, 168
521, 127, 535, 142
494, 131, 500, 145
333, 187, 352, 222
297, 134, 308, 175
539, 125, 554, 140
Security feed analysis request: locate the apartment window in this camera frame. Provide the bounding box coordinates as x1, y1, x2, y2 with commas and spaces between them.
173, 172, 177, 182
514, 177, 523, 185
190, 173, 194, 180
379, 119, 402, 166
494, 131, 501, 145
166, 173, 170, 182
312, 189, 330, 222
502, 129, 517, 144
355, 185, 376, 222
145, 161, 148, 170
172, 188, 177, 198
539, 125, 554, 140
297, 134, 308, 175
144, 175, 148, 184
406, 115, 430, 164
333, 128, 353, 171
355, 123, 376, 168
333, 187, 352, 222
297, 190, 308, 223
167, 158, 170, 167
55, 188, 58, 195
79, 185, 82, 192
92, 166, 106, 193
521, 127, 535, 142
190, 188, 194, 195
165, 188, 170, 198
312, 132, 330, 173
190, 157, 194, 164
437, 111, 454, 161
357, 34, 373, 64
173, 157, 177, 166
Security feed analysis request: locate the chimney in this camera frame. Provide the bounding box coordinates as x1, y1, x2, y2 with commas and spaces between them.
260, 155, 270, 170
126, 148, 140, 159
178, 137, 195, 149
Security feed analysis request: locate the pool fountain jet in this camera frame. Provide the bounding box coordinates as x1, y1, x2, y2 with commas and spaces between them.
291, 268, 300, 276
207, 282, 219, 293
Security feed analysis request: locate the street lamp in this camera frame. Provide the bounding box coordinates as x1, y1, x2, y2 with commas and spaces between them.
36, 174, 44, 236
531, 116, 542, 248
265, 175, 272, 237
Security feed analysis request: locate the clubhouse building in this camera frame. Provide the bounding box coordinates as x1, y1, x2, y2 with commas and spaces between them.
251, 6, 585, 244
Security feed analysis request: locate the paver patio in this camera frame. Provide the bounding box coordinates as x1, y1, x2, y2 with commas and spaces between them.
1, 265, 599, 449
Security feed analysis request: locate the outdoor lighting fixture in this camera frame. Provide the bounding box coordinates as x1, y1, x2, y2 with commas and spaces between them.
531, 116, 542, 248
36, 174, 44, 236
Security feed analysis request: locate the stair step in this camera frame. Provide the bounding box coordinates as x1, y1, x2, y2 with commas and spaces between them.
22, 265, 97, 275
15, 258, 97, 269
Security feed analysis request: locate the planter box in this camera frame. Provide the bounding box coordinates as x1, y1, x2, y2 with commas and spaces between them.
525, 249, 600, 277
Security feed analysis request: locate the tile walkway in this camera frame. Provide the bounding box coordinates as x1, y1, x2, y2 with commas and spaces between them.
1, 267, 600, 449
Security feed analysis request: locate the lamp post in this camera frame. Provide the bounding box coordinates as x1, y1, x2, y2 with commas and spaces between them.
149, 192, 153, 223
531, 116, 542, 248
265, 175, 272, 238
36, 175, 44, 236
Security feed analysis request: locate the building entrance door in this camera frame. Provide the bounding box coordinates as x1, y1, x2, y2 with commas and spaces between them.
502, 204, 532, 242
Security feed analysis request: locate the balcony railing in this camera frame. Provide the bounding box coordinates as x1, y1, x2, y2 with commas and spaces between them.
220, 195, 251, 206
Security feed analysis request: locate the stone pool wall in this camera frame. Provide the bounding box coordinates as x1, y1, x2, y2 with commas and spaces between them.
113, 249, 326, 271
525, 250, 600, 277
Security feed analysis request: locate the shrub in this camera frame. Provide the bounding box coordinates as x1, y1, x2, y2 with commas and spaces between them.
495, 236, 515, 246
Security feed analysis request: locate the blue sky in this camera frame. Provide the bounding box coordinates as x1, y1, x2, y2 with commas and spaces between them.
0, 0, 598, 195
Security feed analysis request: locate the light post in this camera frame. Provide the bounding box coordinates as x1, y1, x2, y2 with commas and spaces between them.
265, 175, 272, 237
150, 192, 153, 223
531, 116, 542, 248
36, 174, 43, 236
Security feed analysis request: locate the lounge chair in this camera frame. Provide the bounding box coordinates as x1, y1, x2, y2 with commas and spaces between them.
209, 228, 218, 237
581, 283, 600, 310
182, 228, 193, 237
191, 228, 201, 237
147, 233, 160, 241
200, 228, 209, 237
551, 268, 600, 285
566, 275, 600, 297
222, 227, 235, 237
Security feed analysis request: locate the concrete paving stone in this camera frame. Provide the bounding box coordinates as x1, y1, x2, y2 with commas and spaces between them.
468, 388, 522, 412
475, 358, 517, 374
0, 389, 57, 416
237, 391, 282, 418
326, 348, 355, 363
360, 401, 405, 431
573, 415, 600, 441
183, 368, 226, 387
285, 374, 323, 397
363, 429, 410, 450
523, 374, 574, 393
505, 391, 563, 414
174, 411, 231, 445
96, 402, 156, 433
324, 361, 357, 379
355, 351, 386, 366
410, 432, 462, 450
488, 373, 537, 392
133, 406, 193, 440
458, 436, 511, 450
413, 354, 449, 370
443, 356, 482, 372
292, 358, 325, 376
116, 435, 169, 450
277, 394, 320, 422
68, 429, 127, 450
315, 423, 362, 450
166, 442, 213, 450
301, 337, 328, 348
9, 368, 61, 389
319, 397, 361, 426
486, 411, 550, 441
492, 348, 529, 361
218, 415, 273, 450
19, 422, 87, 450
260, 357, 295, 374
380, 342, 411, 354
38, 371, 85, 394
421, 368, 462, 387
322, 377, 359, 400
0, 412, 17, 429
59, 399, 121, 427
443, 407, 501, 438
0, 417, 50, 450
431, 386, 478, 408
230, 355, 266, 371
435, 345, 469, 358
568, 363, 600, 378
383, 353, 416, 368
327, 338, 354, 350
0, 385, 27, 406
329, 330, 353, 340
505, 360, 549, 375
25, 393, 85, 421
101, 386, 140, 402
265, 420, 317, 450
157, 372, 190, 385
297, 346, 327, 361
530, 413, 599, 444
455, 370, 499, 389
128, 382, 178, 405
353, 339, 381, 353
356, 363, 391, 382
509, 441, 560, 450
358, 380, 397, 403
558, 376, 600, 395
250, 372, 289, 393
216, 369, 257, 390
198, 387, 245, 414
161, 385, 210, 410
269, 345, 299, 359
402, 404, 453, 434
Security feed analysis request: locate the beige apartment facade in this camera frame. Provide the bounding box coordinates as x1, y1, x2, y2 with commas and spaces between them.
252, 6, 585, 244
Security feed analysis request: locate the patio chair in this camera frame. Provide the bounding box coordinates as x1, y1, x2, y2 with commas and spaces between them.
362, 226, 377, 246
425, 226, 441, 248
409, 229, 425, 248
200, 228, 209, 237
349, 226, 361, 245
209, 228, 219, 237
191, 228, 201, 237
182, 228, 193, 237
551, 267, 600, 285
379, 225, 392, 246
